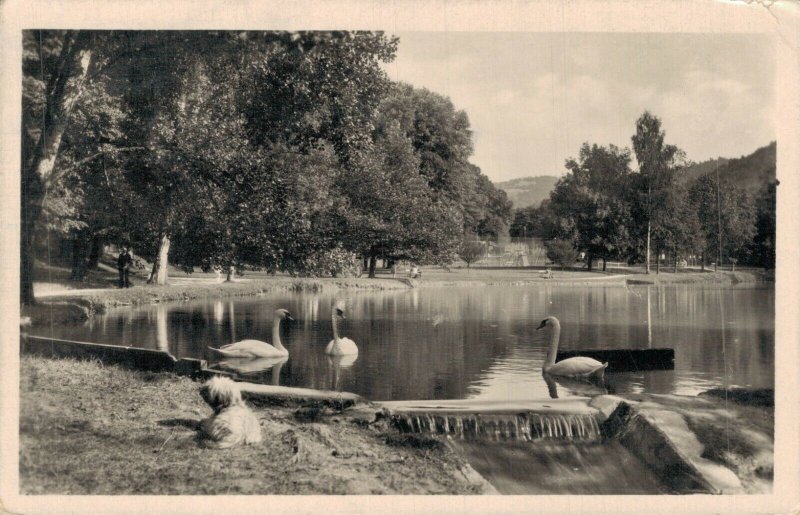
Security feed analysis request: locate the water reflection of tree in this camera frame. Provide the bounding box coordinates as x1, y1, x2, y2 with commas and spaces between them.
156, 304, 168, 352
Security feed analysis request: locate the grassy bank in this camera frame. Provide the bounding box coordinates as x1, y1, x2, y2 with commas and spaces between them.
19, 355, 488, 495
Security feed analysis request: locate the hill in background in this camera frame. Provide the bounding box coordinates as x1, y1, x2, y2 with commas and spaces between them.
493, 175, 560, 209
495, 142, 776, 209
679, 142, 776, 193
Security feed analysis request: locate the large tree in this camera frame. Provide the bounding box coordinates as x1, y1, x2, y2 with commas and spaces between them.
375, 84, 510, 238
340, 122, 462, 277
22, 31, 97, 303
631, 112, 683, 274
688, 174, 757, 270
547, 143, 634, 271
650, 181, 703, 273
748, 181, 777, 269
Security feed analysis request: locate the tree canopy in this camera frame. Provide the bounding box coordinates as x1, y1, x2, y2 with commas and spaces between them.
530, 112, 770, 272
21, 30, 512, 300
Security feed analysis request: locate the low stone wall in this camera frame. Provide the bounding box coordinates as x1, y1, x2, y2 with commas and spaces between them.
21, 334, 205, 376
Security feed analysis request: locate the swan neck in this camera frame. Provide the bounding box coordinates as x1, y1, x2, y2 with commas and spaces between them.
272, 316, 286, 352
546, 320, 560, 366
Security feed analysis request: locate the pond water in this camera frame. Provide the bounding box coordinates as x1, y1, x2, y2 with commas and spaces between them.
35, 284, 774, 402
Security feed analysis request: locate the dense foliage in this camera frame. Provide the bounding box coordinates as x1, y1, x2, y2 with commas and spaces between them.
21, 30, 513, 301
518, 112, 775, 272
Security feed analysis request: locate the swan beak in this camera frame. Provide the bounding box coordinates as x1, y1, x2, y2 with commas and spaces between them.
536, 320, 547, 330
340, 313, 346, 320
286, 313, 295, 322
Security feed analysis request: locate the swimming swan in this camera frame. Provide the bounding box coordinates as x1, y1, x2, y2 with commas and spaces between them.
325, 301, 358, 356
537, 316, 608, 379
208, 308, 293, 358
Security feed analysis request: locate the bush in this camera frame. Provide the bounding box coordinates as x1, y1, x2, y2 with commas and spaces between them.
458, 237, 485, 268
289, 245, 361, 278
545, 239, 578, 270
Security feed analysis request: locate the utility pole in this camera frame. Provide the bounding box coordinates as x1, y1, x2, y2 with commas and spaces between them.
715, 164, 722, 272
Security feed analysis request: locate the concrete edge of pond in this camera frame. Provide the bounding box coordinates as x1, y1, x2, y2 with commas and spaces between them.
238, 382, 365, 410
21, 334, 208, 376
600, 396, 744, 494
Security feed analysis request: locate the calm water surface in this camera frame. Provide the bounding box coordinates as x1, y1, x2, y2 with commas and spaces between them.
36, 284, 774, 401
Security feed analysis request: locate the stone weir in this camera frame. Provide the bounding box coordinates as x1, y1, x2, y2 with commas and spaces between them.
380, 395, 747, 494
381, 398, 603, 442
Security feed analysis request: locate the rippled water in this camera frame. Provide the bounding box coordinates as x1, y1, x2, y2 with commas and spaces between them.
35, 284, 774, 401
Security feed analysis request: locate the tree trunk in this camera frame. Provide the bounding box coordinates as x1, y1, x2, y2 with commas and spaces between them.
368, 254, 377, 278
701, 251, 706, 272
20, 31, 93, 305
226, 265, 235, 282
87, 235, 103, 269
156, 234, 170, 285
645, 222, 651, 274
587, 253, 593, 272
20, 182, 43, 304
70, 235, 89, 280
147, 262, 158, 284
674, 252, 678, 274
602, 257, 607, 272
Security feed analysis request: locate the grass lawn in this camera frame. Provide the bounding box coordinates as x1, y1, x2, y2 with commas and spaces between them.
19, 356, 485, 495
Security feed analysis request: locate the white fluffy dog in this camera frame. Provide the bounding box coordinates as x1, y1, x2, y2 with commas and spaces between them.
199, 376, 262, 449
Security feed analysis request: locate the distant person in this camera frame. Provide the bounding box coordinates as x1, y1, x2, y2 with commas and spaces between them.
117, 247, 133, 288
410, 265, 421, 279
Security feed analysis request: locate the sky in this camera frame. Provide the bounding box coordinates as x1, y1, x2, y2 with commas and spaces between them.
382, 32, 776, 183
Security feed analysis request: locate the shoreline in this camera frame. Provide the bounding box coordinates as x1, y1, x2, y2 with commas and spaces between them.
19, 355, 772, 495
22, 268, 769, 327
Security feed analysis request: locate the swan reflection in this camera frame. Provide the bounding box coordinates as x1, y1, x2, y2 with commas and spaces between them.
326, 353, 358, 391
215, 355, 287, 385
543, 372, 607, 399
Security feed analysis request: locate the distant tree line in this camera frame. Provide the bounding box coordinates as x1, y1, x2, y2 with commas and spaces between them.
21, 30, 512, 304
510, 112, 776, 272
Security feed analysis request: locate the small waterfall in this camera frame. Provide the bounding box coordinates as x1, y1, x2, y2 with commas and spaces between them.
392, 411, 602, 442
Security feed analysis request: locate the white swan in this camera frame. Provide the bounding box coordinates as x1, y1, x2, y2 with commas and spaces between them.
536, 316, 608, 379
325, 301, 358, 356
208, 308, 293, 358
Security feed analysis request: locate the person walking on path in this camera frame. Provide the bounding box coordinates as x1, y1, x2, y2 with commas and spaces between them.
117, 247, 133, 288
